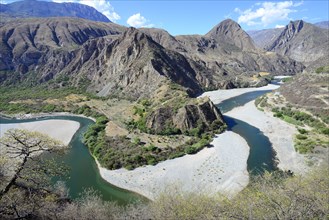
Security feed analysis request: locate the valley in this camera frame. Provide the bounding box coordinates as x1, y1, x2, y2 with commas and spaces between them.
0, 0, 328, 219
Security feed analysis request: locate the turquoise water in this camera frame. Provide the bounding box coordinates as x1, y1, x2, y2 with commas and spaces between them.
216, 89, 276, 174
0, 115, 145, 205
0, 87, 276, 203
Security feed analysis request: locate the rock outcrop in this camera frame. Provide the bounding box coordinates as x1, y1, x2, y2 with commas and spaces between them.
146, 98, 225, 134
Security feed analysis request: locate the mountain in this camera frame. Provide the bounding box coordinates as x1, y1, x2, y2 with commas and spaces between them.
265, 20, 329, 64
248, 21, 329, 49
0, 0, 110, 22
0, 17, 305, 98
314, 21, 329, 29
143, 19, 303, 89
249, 20, 329, 66
247, 28, 283, 49
61, 27, 203, 98
0, 17, 124, 76
205, 19, 256, 51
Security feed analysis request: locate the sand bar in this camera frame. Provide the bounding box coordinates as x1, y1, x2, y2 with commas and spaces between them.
99, 131, 250, 200
0, 120, 80, 145
200, 84, 280, 105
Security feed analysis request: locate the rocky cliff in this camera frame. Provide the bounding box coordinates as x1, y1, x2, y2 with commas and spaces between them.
146, 97, 225, 134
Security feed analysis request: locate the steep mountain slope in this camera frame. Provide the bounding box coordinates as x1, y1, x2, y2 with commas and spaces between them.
264, 20, 329, 64
205, 19, 256, 51
0, 18, 304, 95
249, 21, 329, 50
0, 0, 110, 22
142, 19, 304, 89
0, 17, 125, 77
248, 28, 283, 49
279, 73, 329, 118
61, 27, 203, 98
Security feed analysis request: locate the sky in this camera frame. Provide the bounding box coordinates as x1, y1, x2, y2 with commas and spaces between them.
1, 0, 328, 35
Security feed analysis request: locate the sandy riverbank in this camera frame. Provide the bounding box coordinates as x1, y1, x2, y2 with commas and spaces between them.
225, 101, 308, 174
0, 120, 80, 145
200, 84, 280, 104
202, 83, 307, 173
98, 131, 250, 200
0, 119, 80, 184
0, 112, 96, 122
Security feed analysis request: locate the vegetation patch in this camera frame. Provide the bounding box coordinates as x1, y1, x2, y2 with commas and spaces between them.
315, 65, 329, 74
86, 133, 213, 170
272, 107, 329, 153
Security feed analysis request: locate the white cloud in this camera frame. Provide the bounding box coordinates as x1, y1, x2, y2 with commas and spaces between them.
1, 0, 19, 3
127, 13, 153, 28
235, 1, 303, 27
52, 0, 120, 22
275, 24, 285, 28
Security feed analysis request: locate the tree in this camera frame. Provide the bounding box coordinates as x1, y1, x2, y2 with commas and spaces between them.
0, 129, 67, 219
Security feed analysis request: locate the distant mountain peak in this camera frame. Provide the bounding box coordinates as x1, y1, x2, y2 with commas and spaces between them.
205, 19, 256, 51
122, 27, 150, 42
264, 20, 329, 63
0, 0, 111, 22
206, 19, 242, 36
286, 20, 304, 33
314, 21, 329, 29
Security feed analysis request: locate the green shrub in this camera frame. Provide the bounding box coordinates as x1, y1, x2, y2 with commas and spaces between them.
43, 104, 56, 112
96, 116, 109, 125
296, 134, 308, 140
282, 77, 293, 83
139, 99, 152, 107
132, 137, 141, 145
297, 128, 308, 134
274, 112, 283, 118
320, 128, 329, 135
184, 146, 197, 154
124, 164, 134, 170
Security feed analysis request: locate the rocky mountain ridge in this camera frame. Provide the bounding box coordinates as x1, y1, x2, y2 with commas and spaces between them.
0, 17, 305, 99
264, 20, 329, 64
0, 0, 110, 22
249, 20, 329, 66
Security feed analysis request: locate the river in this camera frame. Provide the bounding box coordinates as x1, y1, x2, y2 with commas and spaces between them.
216, 90, 276, 174
0, 115, 145, 205
0, 85, 277, 203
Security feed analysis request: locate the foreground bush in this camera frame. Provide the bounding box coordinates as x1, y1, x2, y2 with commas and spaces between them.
1, 165, 328, 219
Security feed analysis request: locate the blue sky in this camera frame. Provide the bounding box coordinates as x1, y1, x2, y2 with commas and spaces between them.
1, 0, 328, 35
